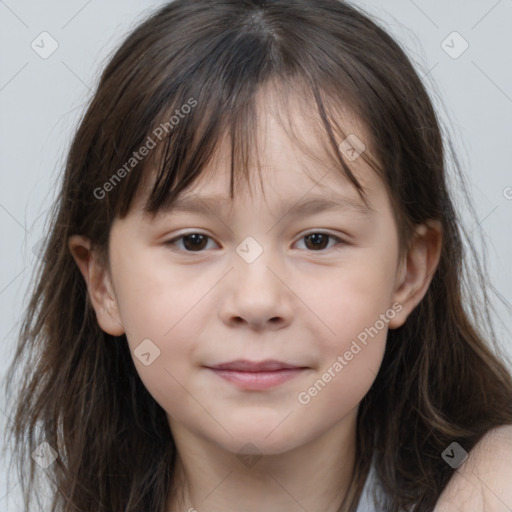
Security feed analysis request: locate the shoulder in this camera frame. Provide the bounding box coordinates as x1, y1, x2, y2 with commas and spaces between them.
434, 424, 512, 512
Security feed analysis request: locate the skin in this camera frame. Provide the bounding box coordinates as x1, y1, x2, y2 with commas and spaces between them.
434, 424, 512, 511
69, 88, 443, 512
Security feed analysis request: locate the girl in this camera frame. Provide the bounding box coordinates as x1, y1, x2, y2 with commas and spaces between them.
4, 0, 512, 511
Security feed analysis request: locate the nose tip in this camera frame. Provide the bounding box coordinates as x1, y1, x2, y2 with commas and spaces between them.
220, 243, 294, 330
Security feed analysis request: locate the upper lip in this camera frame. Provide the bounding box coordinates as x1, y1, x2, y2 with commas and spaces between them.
206, 360, 305, 372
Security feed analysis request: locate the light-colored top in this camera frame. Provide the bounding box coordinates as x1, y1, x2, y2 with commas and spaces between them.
355, 460, 382, 512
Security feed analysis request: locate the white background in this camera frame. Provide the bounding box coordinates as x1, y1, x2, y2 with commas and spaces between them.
1, 0, 511, 510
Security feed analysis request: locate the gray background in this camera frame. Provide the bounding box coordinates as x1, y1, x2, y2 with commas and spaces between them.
1, 0, 511, 510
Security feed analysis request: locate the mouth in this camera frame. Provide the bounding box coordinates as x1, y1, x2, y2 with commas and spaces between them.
204, 359, 309, 390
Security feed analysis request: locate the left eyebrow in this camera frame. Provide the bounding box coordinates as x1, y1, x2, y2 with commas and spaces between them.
272, 195, 375, 219
154, 192, 375, 219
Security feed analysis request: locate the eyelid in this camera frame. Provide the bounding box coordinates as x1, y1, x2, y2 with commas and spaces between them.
299, 229, 346, 240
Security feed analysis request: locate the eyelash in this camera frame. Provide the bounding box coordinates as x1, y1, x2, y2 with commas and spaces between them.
164, 231, 346, 254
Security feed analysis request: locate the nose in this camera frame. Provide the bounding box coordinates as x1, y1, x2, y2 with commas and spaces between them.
219, 249, 294, 331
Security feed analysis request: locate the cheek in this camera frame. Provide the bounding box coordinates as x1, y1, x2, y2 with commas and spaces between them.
111, 256, 210, 410
124, 322, 199, 419
292, 253, 395, 405
296, 252, 397, 344
113, 248, 212, 341
296, 305, 388, 425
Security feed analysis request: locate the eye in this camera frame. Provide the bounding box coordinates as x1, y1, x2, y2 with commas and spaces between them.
294, 232, 345, 251
165, 232, 218, 252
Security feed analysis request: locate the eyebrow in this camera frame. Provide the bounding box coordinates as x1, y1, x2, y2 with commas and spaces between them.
157, 192, 374, 219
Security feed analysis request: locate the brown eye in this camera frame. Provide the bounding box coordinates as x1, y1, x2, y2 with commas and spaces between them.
165, 233, 216, 252
297, 232, 345, 252
182, 234, 208, 251
304, 233, 329, 250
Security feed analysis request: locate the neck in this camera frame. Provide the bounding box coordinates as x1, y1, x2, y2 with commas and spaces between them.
167, 407, 359, 512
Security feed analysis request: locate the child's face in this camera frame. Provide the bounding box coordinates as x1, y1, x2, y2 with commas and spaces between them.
86, 96, 419, 456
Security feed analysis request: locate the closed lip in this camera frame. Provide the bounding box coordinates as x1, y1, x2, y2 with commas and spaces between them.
205, 359, 307, 372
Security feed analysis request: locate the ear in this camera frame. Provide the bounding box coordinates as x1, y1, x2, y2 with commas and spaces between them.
68, 234, 125, 336
388, 220, 443, 329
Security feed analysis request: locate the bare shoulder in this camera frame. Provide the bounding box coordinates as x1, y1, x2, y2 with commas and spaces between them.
434, 425, 512, 512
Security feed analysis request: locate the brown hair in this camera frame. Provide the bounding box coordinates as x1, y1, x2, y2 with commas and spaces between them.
3, 0, 512, 511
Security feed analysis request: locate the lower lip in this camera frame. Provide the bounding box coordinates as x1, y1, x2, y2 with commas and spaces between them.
207, 368, 306, 390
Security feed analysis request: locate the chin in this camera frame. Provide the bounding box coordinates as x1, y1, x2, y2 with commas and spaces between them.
213, 420, 308, 457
